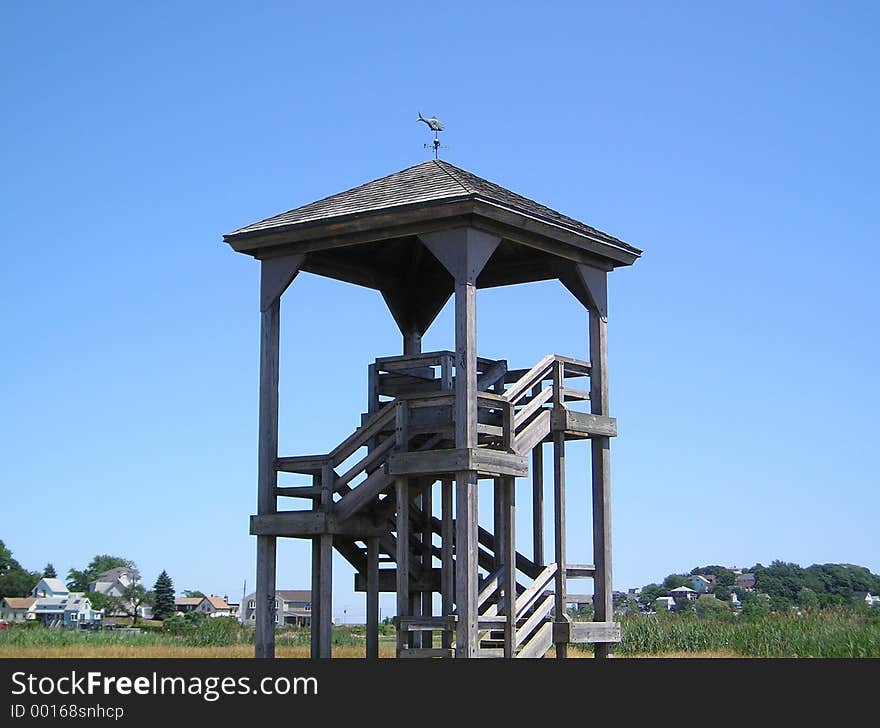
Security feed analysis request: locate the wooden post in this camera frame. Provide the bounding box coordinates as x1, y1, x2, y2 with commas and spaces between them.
395, 477, 410, 656
366, 536, 379, 659
493, 479, 504, 569
255, 298, 280, 659
532, 385, 545, 567
317, 461, 334, 658
310, 535, 321, 658
441, 479, 454, 650
590, 308, 613, 659
454, 271, 479, 658
421, 481, 434, 648
502, 477, 516, 658
552, 360, 568, 659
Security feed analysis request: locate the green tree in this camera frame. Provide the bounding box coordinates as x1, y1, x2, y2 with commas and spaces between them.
638, 583, 667, 607
182, 590, 205, 598
741, 591, 771, 619
66, 555, 136, 592
663, 574, 690, 591
695, 594, 731, 619
0, 539, 40, 598
797, 587, 819, 611
42, 563, 57, 578
152, 571, 175, 621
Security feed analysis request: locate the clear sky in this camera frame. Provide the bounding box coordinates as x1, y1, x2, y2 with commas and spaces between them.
2, 2, 878, 623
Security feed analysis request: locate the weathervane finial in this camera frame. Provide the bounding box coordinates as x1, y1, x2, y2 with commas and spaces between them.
417, 112, 447, 159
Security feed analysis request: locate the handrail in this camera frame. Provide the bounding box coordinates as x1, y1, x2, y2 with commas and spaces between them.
503, 355, 555, 404
329, 400, 396, 466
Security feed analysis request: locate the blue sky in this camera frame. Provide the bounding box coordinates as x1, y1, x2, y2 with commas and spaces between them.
2, 2, 878, 622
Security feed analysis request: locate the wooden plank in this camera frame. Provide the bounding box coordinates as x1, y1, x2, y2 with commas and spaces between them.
503, 354, 555, 403
515, 592, 555, 649
476, 565, 503, 610
310, 536, 320, 659
566, 564, 596, 578
398, 648, 455, 658
335, 436, 395, 490
477, 360, 508, 391
396, 615, 457, 630
250, 512, 383, 538
334, 466, 393, 522
366, 537, 379, 659
255, 297, 280, 660
388, 448, 527, 478
515, 621, 552, 659
420, 482, 433, 649
328, 401, 396, 465
513, 563, 557, 617
513, 385, 553, 429
274, 486, 323, 498
513, 409, 551, 456
375, 350, 453, 368
551, 409, 617, 438
565, 621, 621, 644
275, 455, 330, 474
354, 569, 441, 593
259, 253, 304, 312
590, 308, 613, 659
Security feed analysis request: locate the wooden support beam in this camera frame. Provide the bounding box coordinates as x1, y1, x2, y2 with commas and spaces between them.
310, 536, 321, 659
532, 411, 545, 567
366, 537, 379, 659
421, 482, 434, 649
255, 288, 282, 659
395, 477, 409, 656
318, 533, 333, 658
590, 306, 613, 659
502, 477, 516, 658
455, 471, 479, 658
552, 360, 568, 659
441, 479, 454, 650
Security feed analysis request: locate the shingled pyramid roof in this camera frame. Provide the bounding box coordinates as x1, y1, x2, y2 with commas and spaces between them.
224, 160, 639, 259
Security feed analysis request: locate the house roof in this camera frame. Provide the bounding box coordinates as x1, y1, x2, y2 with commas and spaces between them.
35, 578, 68, 593
3, 597, 36, 609
174, 598, 202, 606
223, 160, 642, 272
670, 586, 696, 593
203, 596, 230, 610
276, 590, 311, 602
691, 575, 711, 582
94, 567, 131, 582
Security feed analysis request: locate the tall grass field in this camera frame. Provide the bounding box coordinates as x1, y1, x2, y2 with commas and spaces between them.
1, 610, 877, 658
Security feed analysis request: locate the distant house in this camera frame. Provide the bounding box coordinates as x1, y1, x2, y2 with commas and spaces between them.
0, 597, 37, 623
31, 578, 69, 599
197, 596, 237, 618
89, 568, 152, 620
242, 590, 312, 626
855, 592, 880, 608
174, 597, 202, 613
628, 587, 642, 597
690, 575, 712, 593
20, 579, 102, 628
655, 596, 675, 611
734, 573, 756, 591
669, 586, 698, 602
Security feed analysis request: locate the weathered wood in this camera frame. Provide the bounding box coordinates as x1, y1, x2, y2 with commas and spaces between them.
556, 620, 621, 644
532, 420, 544, 566
395, 477, 409, 656
329, 401, 397, 466
501, 477, 516, 658
515, 621, 553, 659
398, 648, 455, 658
274, 485, 323, 498
388, 448, 527, 478
259, 253, 305, 312
552, 359, 568, 659
515, 592, 555, 649
275, 455, 330, 474
318, 533, 333, 658
366, 536, 379, 659
550, 409, 617, 438
334, 466, 393, 522
566, 564, 596, 578
420, 483, 433, 649
255, 295, 281, 660
310, 536, 321, 659
440, 479, 454, 650
334, 436, 395, 491
396, 615, 457, 630
503, 354, 555, 403
513, 408, 552, 456
354, 569, 441, 593
250, 512, 384, 538
590, 306, 613, 659
455, 471, 479, 659
514, 385, 553, 429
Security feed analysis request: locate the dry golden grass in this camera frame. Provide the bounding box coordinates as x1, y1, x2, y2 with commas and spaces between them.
0, 644, 740, 659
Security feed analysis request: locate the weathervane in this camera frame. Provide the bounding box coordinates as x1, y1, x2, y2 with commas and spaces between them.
418, 112, 447, 159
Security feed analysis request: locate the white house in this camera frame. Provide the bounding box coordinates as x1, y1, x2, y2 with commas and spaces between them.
197, 595, 236, 618
31, 578, 69, 599
0, 597, 37, 623
670, 586, 698, 602
23, 579, 102, 628
654, 596, 675, 611
89, 568, 152, 620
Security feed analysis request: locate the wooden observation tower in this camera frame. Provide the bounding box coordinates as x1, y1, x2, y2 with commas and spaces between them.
224, 160, 641, 658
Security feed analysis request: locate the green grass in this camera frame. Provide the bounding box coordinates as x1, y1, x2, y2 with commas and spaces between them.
607, 608, 880, 657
